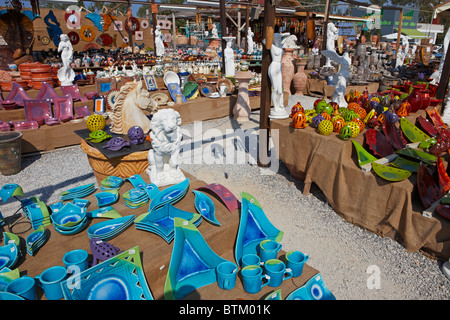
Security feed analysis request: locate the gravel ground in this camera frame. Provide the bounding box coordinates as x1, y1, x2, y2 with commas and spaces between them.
1, 95, 449, 300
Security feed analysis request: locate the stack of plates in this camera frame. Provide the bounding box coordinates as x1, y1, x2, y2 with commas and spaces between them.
100, 176, 124, 191
26, 225, 46, 256
60, 183, 96, 201
94, 190, 119, 207
142, 183, 160, 200
87, 206, 122, 219
0, 243, 19, 269
123, 188, 149, 209
22, 197, 51, 230
149, 178, 190, 213
125, 175, 147, 189
72, 198, 90, 213
87, 215, 135, 241
51, 203, 88, 236
135, 204, 202, 243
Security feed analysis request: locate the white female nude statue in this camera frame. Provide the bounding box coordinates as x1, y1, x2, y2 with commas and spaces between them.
155, 25, 165, 57
57, 34, 75, 86
223, 37, 236, 77
266, 32, 290, 119
247, 27, 254, 54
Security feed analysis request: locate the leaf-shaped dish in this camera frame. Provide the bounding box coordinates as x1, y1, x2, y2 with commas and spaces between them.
192, 190, 220, 226
149, 178, 189, 212
125, 174, 147, 189
0, 243, 19, 270
426, 108, 446, 129
164, 218, 230, 300
436, 156, 450, 193
417, 163, 443, 209
365, 129, 394, 158
0, 268, 20, 291
371, 162, 411, 182
391, 156, 421, 173
400, 117, 430, 143
87, 215, 135, 241
396, 148, 437, 165
101, 176, 124, 190
435, 204, 450, 220
381, 122, 407, 150
351, 140, 378, 167
416, 115, 438, 137
195, 183, 239, 213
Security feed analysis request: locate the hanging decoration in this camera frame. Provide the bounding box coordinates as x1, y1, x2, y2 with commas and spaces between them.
135, 31, 143, 41
164, 33, 171, 43
65, 5, 81, 29
102, 14, 114, 31
157, 19, 171, 30
125, 16, 140, 35
113, 20, 123, 31
44, 10, 63, 46
80, 25, 95, 42
67, 31, 79, 45
97, 33, 113, 47
141, 19, 149, 30
86, 12, 103, 32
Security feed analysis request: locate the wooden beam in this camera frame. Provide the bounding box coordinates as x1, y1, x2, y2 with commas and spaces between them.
436, 49, 450, 101
152, 0, 157, 54
321, 0, 331, 67
394, 9, 403, 60
220, 0, 227, 73
258, 0, 274, 168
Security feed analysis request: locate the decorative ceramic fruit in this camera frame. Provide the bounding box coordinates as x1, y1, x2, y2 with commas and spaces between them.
310, 114, 325, 128
331, 115, 344, 123
290, 111, 307, 129
339, 125, 352, 141
352, 118, 365, 132
333, 118, 346, 133
396, 101, 410, 117
354, 107, 367, 120
317, 120, 333, 135
86, 114, 106, 132
377, 113, 386, 125
347, 121, 360, 138
321, 112, 331, 121
323, 104, 334, 116
315, 100, 328, 114
347, 102, 359, 111
344, 110, 359, 123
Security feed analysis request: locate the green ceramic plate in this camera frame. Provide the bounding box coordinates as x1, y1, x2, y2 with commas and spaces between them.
391, 156, 421, 173
372, 162, 412, 182
351, 140, 378, 167
400, 117, 430, 143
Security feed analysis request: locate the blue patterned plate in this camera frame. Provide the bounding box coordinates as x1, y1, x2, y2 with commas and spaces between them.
95, 190, 119, 207
61, 246, 153, 300
0, 184, 23, 202
286, 273, 336, 300
192, 190, 220, 226
87, 215, 135, 241
149, 178, 189, 212
0, 243, 19, 270
87, 206, 122, 219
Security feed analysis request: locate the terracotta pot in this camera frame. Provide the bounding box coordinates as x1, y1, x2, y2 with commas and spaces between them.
292, 58, 307, 96
0, 81, 13, 92
281, 48, 295, 95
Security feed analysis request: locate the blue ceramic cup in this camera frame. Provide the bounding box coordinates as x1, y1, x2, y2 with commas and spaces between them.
241, 254, 261, 268
63, 249, 89, 274
241, 265, 270, 294
285, 250, 309, 277
259, 239, 282, 263
35, 266, 68, 300
264, 259, 293, 287
6, 276, 36, 300
216, 261, 238, 290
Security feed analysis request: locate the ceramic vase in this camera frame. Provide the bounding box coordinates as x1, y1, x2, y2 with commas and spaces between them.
292, 59, 307, 96
408, 86, 422, 113
281, 48, 295, 95
421, 90, 431, 110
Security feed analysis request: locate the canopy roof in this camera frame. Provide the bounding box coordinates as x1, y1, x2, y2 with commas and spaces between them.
435, 0, 450, 19
394, 28, 428, 39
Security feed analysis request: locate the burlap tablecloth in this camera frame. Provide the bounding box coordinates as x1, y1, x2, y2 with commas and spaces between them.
271, 109, 450, 260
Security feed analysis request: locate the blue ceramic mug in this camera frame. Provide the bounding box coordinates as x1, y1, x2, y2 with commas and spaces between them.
264, 259, 293, 287
63, 249, 89, 274
35, 266, 68, 300
241, 254, 261, 268
259, 239, 282, 263
241, 265, 270, 294
285, 250, 309, 277
216, 261, 238, 290
6, 276, 36, 300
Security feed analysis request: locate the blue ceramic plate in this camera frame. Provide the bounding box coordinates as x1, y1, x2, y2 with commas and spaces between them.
61, 246, 153, 300
53, 217, 88, 235
164, 217, 230, 300
0, 268, 20, 291
234, 195, 284, 265
60, 183, 96, 200
126, 175, 147, 189
286, 273, 336, 300
123, 188, 148, 202
192, 190, 220, 226
101, 176, 124, 190
0, 291, 25, 300
0, 184, 23, 202
143, 183, 160, 200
